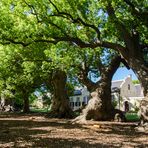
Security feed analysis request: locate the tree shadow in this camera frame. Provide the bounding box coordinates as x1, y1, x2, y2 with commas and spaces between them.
94, 123, 148, 136
0, 114, 147, 147
29, 137, 120, 148
0, 119, 120, 148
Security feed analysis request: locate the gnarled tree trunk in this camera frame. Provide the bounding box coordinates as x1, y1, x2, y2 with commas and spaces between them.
49, 70, 74, 118
106, 2, 148, 128
129, 58, 148, 128
84, 77, 114, 121
74, 56, 125, 123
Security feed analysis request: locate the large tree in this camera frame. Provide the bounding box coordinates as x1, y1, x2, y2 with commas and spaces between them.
0, 0, 147, 122
74, 49, 127, 122
79, 57, 121, 121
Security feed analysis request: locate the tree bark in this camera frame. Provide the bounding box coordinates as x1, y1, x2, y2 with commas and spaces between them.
129, 59, 148, 97
128, 58, 148, 126
74, 56, 125, 123
49, 70, 74, 118
85, 78, 114, 121
106, 2, 148, 126
23, 93, 30, 113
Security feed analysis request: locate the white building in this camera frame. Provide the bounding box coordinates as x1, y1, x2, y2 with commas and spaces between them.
70, 75, 144, 112
111, 75, 144, 111
69, 87, 90, 111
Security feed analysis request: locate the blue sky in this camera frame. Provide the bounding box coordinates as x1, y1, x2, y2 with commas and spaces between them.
112, 67, 138, 80
92, 67, 138, 82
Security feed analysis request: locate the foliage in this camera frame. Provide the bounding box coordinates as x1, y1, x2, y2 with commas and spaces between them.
112, 99, 118, 108
132, 80, 140, 84
0, 44, 48, 107
0, 0, 147, 114
0, 0, 146, 74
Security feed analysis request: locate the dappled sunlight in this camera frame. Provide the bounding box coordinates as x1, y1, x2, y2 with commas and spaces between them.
0, 114, 148, 147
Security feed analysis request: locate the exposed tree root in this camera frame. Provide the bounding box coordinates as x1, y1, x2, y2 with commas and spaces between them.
72, 114, 88, 124
135, 99, 148, 132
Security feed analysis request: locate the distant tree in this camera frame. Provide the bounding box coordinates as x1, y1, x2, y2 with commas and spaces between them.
0, 44, 46, 112
132, 80, 140, 84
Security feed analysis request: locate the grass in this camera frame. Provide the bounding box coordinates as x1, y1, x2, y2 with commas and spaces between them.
30, 107, 140, 122
125, 112, 140, 122
30, 107, 49, 113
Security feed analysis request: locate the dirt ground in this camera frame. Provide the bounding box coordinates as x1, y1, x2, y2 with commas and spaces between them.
0, 113, 147, 148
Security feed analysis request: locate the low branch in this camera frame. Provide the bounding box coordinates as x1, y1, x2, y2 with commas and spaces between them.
0, 35, 126, 54
77, 66, 98, 92
105, 56, 122, 81
52, 36, 126, 52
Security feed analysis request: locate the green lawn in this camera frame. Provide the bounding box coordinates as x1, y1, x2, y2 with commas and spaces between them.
30, 108, 140, 122
125, 113, 140, 122
30, 107, 49, 113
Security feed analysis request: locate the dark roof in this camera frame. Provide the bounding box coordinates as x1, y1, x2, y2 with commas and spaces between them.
73, 90, 82, 96
112, 87, 120, 93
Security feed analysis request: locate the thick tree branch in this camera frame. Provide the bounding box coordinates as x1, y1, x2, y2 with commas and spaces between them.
106, 2, 139, 59
77, 64, 98, 92
0, 35, 126, 55
48, 0, 60, 13
52, 36, 126, 52
48, 0, 100, 39
105, 56, 122, 81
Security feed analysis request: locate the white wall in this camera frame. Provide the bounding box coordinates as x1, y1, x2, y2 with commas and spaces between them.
120, 76, 136, 98
112, 75, 144, 111
69, 87, 90, 111
70, 76, 144, 111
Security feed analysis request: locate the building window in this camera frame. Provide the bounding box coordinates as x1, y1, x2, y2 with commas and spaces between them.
82, 102, 85, 106
128, 84, 130, 90
75, 97, 80, 106
78, 102, 81, 106
75, 102, 78, 106
75, 102, 81, 107
124, 101, 129, 112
